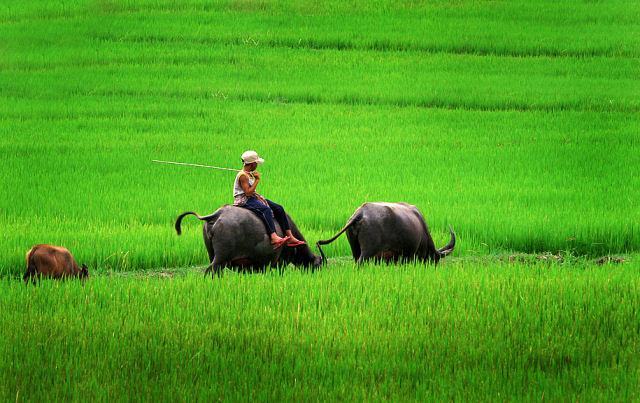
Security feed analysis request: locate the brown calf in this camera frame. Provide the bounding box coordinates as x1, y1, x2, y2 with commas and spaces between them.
24, 244, 88, 283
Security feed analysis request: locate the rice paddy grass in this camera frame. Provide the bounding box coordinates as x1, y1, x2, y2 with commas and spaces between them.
1, 96, 637, 273
1, 0, 639, 399
2, 259, 640, 401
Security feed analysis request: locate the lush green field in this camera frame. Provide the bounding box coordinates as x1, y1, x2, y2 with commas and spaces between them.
1, 0, 639, 400
2, 260, 640, 401
1, 0, 639, 274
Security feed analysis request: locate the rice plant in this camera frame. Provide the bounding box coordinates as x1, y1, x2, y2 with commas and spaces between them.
1, 1, 639, 398
2, 260, 639, 400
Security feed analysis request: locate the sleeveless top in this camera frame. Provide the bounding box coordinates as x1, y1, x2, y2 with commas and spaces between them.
233, 171, 258, 206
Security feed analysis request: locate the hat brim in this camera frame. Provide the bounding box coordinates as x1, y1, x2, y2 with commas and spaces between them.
256, 157, 265, 164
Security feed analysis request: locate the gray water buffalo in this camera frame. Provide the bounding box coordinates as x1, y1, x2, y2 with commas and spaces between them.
24, 244, 89, 283
317, 202, 455, 264
175, 205, 322, 276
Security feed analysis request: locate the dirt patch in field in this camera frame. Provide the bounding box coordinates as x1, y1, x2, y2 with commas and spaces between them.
106, 266, 204, 279
594, 256, 627, 265
500, 253, 564, 264
498, 252, 631, 266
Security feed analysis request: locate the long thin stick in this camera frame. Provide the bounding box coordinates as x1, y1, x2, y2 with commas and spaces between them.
152, 160, 241, 172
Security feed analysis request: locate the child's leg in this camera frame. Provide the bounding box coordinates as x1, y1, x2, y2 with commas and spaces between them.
244, 198, 277, 234
266, 199, 306, 246
265, 199, 290, 232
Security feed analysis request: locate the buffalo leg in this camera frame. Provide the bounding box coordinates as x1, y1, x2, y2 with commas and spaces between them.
203, 261, 214, 278
357, 249, 399, 264
203, 252, 216, 278
419, 253, 440, 265
204, 265, 223, 278
346, 231, 361, 262
212, 264, 223, 278
203, 260, 224, 278
208, 257, 226, 279
206, 247, 215, 263
356, 249, 376, 264
23, 272, 36, 284
204, 236, 215, 263
203, 223, 216, 267
23, 262, 38, 284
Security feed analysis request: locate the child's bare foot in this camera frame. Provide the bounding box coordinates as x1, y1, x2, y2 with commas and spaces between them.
286, 237, 306, 247
271, 235, 290, 249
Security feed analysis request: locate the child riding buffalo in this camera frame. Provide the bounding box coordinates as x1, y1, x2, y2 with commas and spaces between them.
233, 150, 306, 249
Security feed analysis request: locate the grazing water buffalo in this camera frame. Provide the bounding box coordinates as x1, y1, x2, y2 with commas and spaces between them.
175, 205, 322, 276
317, 202, 455, 265
24, 244, 88, 283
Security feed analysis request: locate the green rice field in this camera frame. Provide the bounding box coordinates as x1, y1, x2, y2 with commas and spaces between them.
1, 0, 639, 400
2, 262, 640, 401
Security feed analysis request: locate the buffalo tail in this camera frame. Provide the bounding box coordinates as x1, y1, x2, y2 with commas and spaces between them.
437, 226, 456, 257
316, 211, 361, 265
175, 210, 224, 235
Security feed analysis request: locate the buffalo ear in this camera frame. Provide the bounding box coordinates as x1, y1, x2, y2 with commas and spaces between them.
81, 264, 89, 278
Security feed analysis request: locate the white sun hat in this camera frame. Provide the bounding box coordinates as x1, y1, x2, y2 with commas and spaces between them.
241, 150, 265, 165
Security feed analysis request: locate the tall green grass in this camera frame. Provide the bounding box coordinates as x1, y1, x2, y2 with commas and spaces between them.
1, 1, 639, 400
1, 0, 639, 275
1, 99, 638, 274
4, 46, 638, 112
3, 0, 638, 57
1, 260, 639, 400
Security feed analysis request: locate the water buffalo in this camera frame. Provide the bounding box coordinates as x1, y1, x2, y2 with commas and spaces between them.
175, 205, 322, 276
317, 202, 455, 264
24, 244, 89, 283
